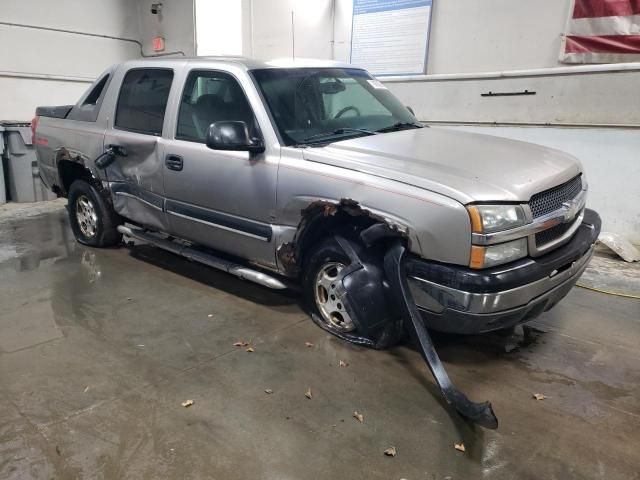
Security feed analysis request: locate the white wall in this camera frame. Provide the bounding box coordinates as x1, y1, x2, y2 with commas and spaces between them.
241, 0, 253, 57
384, 68, 640, 125
195, 0, 243, 56
0, 0, 199, 121
137, 0, 196, 56
0, 0, 142, 120
249, 0, 334, 60
333, 0, 354, 63
425, 0, 572, 73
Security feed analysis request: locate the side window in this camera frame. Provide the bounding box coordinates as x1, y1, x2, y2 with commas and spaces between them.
176, 70, 255, 143
115, 68, 174, 136
67, 73, 112, 122
83, 74, 110, 106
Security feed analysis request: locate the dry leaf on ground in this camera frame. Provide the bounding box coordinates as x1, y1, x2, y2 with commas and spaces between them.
384, 446, 397, 457
233, 341, 249, 347
246, 347, 254, 352
181, 399, 194, 408
533, 393, 547, 400
305, 342, 314, 347
353, 411, 364, 423
305, 388, 313, 399
454, 443, 465, 452
339, 360, 348, 367
265, 389, 273, 394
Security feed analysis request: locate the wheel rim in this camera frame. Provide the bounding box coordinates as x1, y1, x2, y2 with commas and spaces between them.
313, 261, 355, 332
75, 195, 98, 238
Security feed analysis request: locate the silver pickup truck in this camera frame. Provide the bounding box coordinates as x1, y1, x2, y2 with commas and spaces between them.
34, 57, 600, 427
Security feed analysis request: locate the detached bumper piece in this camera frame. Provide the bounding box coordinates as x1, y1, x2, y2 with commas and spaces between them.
407, 209, 601, 334
334, 234, 498, 429
333, 210, 600, 429
384, 241, 499, 430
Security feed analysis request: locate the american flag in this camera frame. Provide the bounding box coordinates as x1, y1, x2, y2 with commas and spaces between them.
561, 0, 640, 63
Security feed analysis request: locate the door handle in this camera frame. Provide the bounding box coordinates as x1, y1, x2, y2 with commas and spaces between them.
165, 154, 183, 171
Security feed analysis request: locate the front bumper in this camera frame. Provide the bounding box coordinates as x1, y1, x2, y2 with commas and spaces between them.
407, 209, 601, 334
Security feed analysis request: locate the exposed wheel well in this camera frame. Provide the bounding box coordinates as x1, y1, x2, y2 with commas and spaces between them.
277, 199, 411, 278
278, 201, 381, 278
58, 161, 99, 196
297, 212, 375, 267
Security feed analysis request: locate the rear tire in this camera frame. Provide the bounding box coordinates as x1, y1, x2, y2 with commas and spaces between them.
68, 180, 122, 247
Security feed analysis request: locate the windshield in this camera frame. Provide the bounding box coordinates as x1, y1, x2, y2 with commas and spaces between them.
251, 68, 420, 146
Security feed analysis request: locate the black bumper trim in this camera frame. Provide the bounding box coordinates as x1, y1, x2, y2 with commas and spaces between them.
417, 249, 591, 334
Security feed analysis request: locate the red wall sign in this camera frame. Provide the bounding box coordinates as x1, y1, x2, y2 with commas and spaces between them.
152, 36, 165, 52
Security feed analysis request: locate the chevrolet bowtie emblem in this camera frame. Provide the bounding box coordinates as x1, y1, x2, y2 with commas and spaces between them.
561, 199, 578, 223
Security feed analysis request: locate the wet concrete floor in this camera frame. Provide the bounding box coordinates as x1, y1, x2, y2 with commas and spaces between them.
1, 203, 639, 479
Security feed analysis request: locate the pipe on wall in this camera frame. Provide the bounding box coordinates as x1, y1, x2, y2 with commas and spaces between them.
0, 21, 186, 58
0, 70, 94, 83
383, 62, 640, 83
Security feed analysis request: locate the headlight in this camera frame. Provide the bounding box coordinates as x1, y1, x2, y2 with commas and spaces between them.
470, 238, 528, 269
467, 204, 526, 233
466, 204, 529, 268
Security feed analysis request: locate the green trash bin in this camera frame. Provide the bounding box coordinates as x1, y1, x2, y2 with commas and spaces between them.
1, 121, 56, 203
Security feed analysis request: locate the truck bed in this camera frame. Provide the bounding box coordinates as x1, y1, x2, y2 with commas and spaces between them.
35, 105, 74, 119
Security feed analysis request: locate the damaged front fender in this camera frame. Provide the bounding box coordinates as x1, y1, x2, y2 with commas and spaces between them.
276, 198, 410, 276
278, 198, 498, 428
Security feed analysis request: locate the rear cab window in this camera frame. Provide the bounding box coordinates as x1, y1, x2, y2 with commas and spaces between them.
115, 68, 174, 136
84, 75, 110, 106
66, 73, 112, 122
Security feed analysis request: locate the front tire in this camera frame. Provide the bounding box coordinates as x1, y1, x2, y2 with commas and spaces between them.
302, 237, 402, 348
303, 239, 356, 334
68, 180, 122, 247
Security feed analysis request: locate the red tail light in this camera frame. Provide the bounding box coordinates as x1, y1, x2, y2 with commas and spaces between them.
31, 115, 39, 140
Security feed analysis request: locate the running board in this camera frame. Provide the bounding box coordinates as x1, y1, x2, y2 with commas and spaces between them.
117, 225, 288, 290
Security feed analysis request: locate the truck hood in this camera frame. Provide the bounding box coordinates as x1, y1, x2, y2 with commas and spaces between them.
302, 127, 582, 204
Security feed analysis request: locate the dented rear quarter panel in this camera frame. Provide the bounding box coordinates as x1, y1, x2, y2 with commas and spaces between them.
35, 116, 107, 193
276, 146, 473, 267
35, 67, 119, 193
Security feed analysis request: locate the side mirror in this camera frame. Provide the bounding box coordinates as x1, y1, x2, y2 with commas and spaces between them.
206, 121, 265, 153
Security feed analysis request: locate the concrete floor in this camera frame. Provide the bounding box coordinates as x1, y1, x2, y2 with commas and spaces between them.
1, 201, 639, 480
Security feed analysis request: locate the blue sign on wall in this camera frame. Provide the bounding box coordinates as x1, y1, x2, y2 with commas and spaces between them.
351, 0, 433, 76
353, 0, 432, 16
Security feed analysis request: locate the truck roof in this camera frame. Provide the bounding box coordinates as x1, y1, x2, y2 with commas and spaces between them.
118, 56, 358, 71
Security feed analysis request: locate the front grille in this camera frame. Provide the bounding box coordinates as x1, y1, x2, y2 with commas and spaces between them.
535, 212, 581, 247
529, 174, 582, 218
